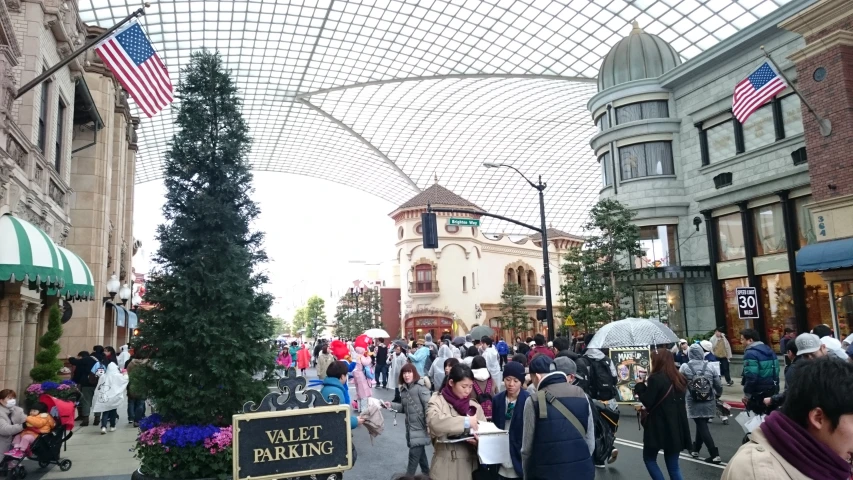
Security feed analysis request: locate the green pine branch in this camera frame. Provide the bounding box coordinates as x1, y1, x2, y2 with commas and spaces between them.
30, 304, 63, 383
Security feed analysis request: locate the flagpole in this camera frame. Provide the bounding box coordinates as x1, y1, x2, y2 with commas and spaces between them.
14, 3, 150, 100
761, 45, 831, 137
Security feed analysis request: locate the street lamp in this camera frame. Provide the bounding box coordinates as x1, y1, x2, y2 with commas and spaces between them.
349, 286, 364, 319
483, 162, 556, 341
119, 284, 132, 306
103, 274, 120, 303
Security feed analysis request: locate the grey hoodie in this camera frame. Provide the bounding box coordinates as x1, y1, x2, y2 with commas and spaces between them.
679, 344, 722, 419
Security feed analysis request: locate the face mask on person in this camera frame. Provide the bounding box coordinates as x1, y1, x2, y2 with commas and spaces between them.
5, 399, 16, 407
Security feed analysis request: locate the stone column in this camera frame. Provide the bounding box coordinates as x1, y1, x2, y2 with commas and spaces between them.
5, 299, 25, 393
0, 299, 10, 386
20, 302, 41, 387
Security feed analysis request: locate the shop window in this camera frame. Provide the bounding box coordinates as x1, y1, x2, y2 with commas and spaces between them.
414, 264, 433, 292
706, 121, 736, 163
615, 101, 668, 124
38, 79, 51, 153
781, 94, 804, 137
753, 203, 787, 256
633, 284, 685, 338
716, 213, 746, 261
794, 195, 815, 248
759, 273, 794, 353
635, 225, 678, 268
722, 277, 750, 353
833, 281, 853, 339
619, 141, 674, 181
804, 272, 832, 333
742, 104, 775, 151
599, 152, 612, 186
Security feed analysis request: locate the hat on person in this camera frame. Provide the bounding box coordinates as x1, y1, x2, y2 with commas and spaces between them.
700, 340, 713, 353
795, 333, 821, 356
547, 341, 553, 348
502, 361, 525, 384
554, 357, 577, 377
529, 355, 556, 374
679, 338, 688, 344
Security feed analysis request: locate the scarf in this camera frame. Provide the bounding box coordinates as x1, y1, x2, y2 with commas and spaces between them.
441, 385, 476, 416
760, 411, 852, 480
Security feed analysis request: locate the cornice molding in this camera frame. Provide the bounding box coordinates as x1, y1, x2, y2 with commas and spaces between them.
779, 0, 853, 38
787, 30, 853, 63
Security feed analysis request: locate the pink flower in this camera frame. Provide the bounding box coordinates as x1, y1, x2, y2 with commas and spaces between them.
57, 384, 70, 390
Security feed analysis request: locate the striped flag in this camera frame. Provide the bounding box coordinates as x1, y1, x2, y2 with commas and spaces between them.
732, 62, 787, 124
95, 20, 173, 118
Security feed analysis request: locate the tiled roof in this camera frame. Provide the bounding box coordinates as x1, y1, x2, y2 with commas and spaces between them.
396, 184, 483, 211
530, 227, 584, 242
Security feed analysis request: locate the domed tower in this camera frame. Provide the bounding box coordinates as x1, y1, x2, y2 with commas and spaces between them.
597, 21, 682, 92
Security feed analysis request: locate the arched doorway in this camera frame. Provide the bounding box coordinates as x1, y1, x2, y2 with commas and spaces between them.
405, 316, 453, 341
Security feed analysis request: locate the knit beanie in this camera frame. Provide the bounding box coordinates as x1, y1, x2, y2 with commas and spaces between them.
502, 361, 525, 384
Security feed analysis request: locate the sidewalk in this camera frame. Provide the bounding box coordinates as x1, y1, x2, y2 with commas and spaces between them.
30, 398, 139, 480
719, 375, 786, 405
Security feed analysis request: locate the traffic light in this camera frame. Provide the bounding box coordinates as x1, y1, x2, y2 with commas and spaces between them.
422, 212, 438, 249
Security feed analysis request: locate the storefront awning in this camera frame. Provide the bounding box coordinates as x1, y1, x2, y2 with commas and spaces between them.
57, 246, 94, 301
797, 238, 853, 272
0, 214, 64, 290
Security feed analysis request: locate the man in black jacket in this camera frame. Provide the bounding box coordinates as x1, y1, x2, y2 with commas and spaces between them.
374, 339, 389, 388
68, 351, 97, 426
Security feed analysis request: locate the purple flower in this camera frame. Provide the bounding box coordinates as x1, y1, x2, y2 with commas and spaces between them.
159, 425, 220, 448
60, 380, 75, 386
41, 381, 59, 391
139, 414, 163, 432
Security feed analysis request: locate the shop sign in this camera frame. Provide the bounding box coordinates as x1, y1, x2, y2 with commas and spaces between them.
736, 287, 759, 319
608, 347, 651, 403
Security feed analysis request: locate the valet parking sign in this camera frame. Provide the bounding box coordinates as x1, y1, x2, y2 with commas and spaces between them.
737, 287, 759, 319
232, 405, 353, 480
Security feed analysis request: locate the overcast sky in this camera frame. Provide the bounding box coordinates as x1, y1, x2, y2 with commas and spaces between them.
131, 173, 398, 319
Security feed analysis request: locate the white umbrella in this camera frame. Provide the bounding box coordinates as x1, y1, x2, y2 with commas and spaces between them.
587, 317, 679, 349
363, 328, 390, 338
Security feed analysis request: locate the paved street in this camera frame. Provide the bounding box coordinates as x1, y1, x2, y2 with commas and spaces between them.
18, 366, 747, 479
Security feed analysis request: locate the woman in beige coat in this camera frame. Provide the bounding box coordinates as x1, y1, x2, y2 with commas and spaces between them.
426, 363, 486, 480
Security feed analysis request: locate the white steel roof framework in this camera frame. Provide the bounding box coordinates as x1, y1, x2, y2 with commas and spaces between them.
78, 0, 791, 234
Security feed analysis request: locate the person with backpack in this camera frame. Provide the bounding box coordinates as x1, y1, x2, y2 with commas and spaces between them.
679, 344, 723, 464
496, 338, 509, 369
573, 348, 619, 468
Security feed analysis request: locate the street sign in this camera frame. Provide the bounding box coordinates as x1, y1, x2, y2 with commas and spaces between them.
736, 287, 759, 319
564, 315, 575, 327
448, 218, 480, 227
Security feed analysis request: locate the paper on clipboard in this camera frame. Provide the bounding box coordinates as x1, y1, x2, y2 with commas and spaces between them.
436, 422, 507, 444
477, 432, 510, 464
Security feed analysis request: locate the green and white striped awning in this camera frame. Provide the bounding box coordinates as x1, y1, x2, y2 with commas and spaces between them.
57, 245, 94, 301
0, 214, 64, 289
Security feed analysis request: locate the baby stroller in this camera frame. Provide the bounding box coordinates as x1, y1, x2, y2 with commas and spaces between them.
1, 395, 74, 479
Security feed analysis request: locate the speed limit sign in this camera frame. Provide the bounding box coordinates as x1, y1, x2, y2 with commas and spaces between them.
736, 287, 759, 319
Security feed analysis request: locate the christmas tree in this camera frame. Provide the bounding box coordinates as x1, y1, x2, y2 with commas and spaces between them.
30, 304, 62, 382
135, 50, 274, 425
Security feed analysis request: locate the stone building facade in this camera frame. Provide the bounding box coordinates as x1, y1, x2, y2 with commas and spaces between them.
390, 183, 582, 341
587, 0, 853, 357
0, 0, 138, 394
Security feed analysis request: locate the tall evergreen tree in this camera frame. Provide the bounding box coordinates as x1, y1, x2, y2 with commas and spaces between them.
498, 282, 529, 339
135, 51, 274, 425
304, 295, 326, 339
560, 198, 647, 331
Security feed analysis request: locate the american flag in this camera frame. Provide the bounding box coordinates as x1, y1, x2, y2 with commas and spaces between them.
732, 62, 787, 124
95, 20, 173, 118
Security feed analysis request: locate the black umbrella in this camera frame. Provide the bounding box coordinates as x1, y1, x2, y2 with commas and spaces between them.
452, 336, 466, 346
393, 339, 409, 350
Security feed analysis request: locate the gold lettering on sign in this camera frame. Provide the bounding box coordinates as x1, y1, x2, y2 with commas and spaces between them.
253, 425, 335, 464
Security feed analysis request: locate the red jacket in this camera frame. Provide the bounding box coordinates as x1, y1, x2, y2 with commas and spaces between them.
297, 347, 311, 369
527, 345, 555, 361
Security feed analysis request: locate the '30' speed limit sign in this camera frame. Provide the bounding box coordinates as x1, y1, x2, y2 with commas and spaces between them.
736, 287, 759, 319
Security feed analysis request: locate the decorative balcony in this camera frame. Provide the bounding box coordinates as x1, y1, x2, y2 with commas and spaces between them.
408, 280, 440, 295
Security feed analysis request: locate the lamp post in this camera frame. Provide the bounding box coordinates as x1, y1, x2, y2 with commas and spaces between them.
349, 286, 363, 337
103, 274, 120, 303
119, 284, 132, 306
483, 162, 555, 341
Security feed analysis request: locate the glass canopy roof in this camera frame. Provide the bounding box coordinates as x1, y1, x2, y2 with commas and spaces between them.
78, 0, 790, 234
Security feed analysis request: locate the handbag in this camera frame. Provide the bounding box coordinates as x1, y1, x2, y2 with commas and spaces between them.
639, 385, 672, 429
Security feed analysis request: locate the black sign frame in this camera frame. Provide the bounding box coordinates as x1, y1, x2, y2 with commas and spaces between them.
233, 367, 353, 480
736, 287, 759, 319
232, 405, 353, 480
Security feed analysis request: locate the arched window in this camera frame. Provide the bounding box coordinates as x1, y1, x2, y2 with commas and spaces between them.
526, 270, 537, 296
415, 264, 433, 292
